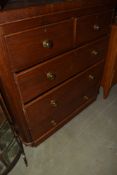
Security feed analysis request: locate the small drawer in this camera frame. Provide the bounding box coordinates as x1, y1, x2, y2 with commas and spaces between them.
76, 11, 112, 45
16, 37, 108, 104
5, 19, 74, 72
25, 61, 103, 141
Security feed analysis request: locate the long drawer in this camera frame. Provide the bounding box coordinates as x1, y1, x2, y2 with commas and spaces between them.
76, 11, 112, 45
25, 61, 103, 140
16, 37, 108, 104
5, 19, 74, 72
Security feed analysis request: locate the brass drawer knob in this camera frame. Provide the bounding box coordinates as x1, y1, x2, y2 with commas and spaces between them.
91, 50, 99, 56
51, 120, 57, 126
47, 72, 56, 81
84, 96, 89, 100
43, 39, 53, 48
50, 100, 57, 107
89, 74, 95, 80
93, 24, 100, 31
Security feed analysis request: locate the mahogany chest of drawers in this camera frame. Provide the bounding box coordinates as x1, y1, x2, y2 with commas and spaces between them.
0, 0, 116, 146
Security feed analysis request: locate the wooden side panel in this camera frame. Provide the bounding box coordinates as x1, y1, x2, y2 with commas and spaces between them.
0, 29, 32, 144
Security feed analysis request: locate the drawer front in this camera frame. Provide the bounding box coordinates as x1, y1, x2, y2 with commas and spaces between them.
76, 11, 112, 45
25, 62, 103, 140
5, 19, 74, 72
17, 37, 108, 104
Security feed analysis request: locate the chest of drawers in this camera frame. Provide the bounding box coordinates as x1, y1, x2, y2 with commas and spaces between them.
0, 0, 116, 146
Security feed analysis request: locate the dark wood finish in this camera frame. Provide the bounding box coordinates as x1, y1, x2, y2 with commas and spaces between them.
25, 61, 103, 141
102, 24, 117, 98
0, 36, 32, 144
0, 0, 116, 24
4, 0, 117, 11
1, 6, 115, 35
76, 11, 113, 45
5, 19, 74, 72
16, 37, 108, 104
0, 1, 116, 146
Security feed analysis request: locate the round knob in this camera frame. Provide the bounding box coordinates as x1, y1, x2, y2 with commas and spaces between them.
50, 100, 57, 107
83, 96, 89, 100
93, 24, 100, 31
51, 120, 57, 126
47, 72, 56, 81
43, 39, 53, 48
89, 74, 95, 80
91, 50, 99, 56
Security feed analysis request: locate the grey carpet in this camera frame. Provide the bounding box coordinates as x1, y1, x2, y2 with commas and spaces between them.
9, 85, 117, 175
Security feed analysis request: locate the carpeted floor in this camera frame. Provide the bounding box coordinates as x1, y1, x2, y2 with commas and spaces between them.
9, 85, 117, 175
